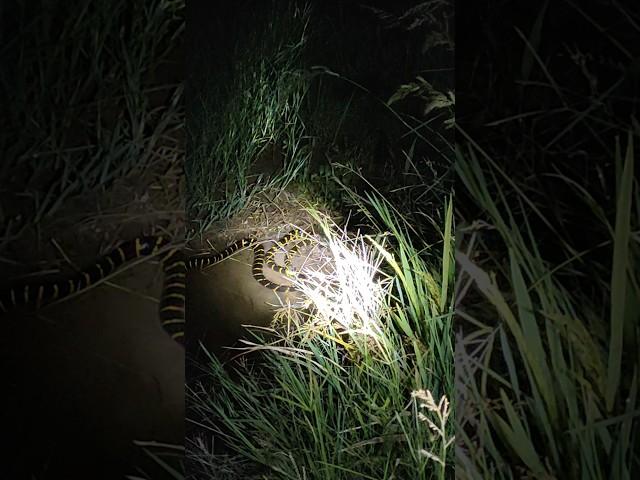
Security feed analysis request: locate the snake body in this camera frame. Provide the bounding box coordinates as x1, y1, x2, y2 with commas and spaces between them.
158, 247, 187, 342
263, 228, 312, 279
0, 236, 170, 314
188, 229, 312, 292
0, 229, 312, 344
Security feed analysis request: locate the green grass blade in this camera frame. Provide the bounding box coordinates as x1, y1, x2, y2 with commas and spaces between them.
440, 195, 453, 313
490, 389, 547, 475
509, 248, 557, 422
606, 132, 634, 412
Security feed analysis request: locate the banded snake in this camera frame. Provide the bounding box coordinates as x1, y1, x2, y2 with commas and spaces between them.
0, 229, 314, 344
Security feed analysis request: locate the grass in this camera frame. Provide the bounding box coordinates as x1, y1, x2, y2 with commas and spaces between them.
1, 1, 186, 478
188, 194, 454, 479
185, 1, 312, 234
184, 2, 454, 478
0, 0, 184, 249
185, 1, 455, 235
455, 1, 639, 477
456, 135, 639, 478
127, 441, 186, 480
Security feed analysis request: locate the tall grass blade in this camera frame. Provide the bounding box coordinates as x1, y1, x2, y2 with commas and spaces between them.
606, 132, 634, 412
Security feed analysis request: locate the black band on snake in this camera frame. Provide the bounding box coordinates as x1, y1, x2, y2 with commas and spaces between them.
0, 229, 312, 345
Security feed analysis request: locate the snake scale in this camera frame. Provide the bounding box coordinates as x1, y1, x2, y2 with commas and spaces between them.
0, 229, 313, 345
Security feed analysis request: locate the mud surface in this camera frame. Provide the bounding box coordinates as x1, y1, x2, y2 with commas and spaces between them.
1, 240, 305, 478
2, 261, 184, 478
187, 247, 302, 359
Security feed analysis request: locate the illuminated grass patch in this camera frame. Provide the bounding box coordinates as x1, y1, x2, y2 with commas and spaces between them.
188, 196, 454, 479
289, 221, 392, 337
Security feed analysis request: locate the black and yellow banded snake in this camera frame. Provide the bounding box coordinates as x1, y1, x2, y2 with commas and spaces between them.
0, 229, 314, 344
